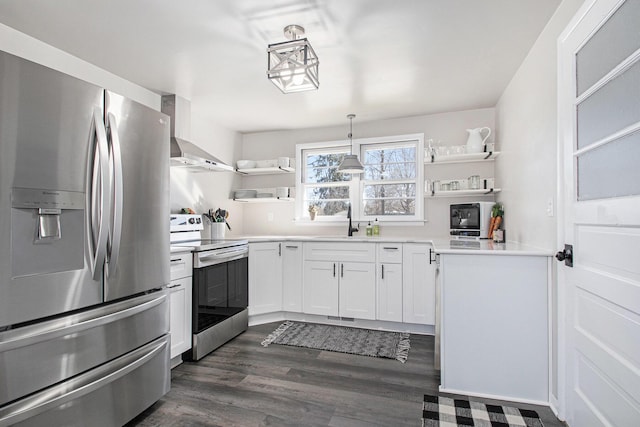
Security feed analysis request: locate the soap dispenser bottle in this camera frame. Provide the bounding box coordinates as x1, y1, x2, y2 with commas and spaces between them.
373, 218, 380, 236
366, 221, 373, 236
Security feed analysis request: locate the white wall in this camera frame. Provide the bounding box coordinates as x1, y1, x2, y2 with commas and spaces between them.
495, 0, 585, 251
494, 0, 586, 409
170, 108, 245, 236
241, 108, 495, 238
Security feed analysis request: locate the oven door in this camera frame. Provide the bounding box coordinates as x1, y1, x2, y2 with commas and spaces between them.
192, 257, 248, 334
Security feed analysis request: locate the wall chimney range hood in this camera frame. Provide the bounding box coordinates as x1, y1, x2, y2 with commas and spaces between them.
161, 95, 234, 172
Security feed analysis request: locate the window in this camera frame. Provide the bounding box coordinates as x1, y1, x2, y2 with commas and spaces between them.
362, 143, 417, 217
296, 134, 424, 223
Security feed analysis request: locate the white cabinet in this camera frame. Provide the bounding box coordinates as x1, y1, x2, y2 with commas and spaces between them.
169, 251, 193, 362
376, 244, 403, 322
303, 260, 339, 316
402, 243, 436, 325
249, 242, 283, 315
303, 242, 376, 319
339, 262, 376, 320
439, 253, 549, 401
169, 276, 192, 359
282, 242, 303, 312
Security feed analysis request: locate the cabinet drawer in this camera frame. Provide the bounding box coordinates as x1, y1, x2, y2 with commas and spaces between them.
170, 252, 193, 281
304, 242, 375, 263
377, 244, 403, 263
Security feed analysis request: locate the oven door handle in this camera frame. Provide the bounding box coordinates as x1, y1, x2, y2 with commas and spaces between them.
196, 246, 248, 265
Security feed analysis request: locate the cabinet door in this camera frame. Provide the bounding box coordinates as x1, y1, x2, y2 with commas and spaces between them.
402, 244, 436, 325
248, 242, 283, 315
169, 276, 192, 359
303, 260, 339, 316
377, 263, 403, 322
339, 262, 376, 320
282, 243, 303, 312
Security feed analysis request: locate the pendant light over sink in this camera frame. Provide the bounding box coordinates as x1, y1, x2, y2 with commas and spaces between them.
338, 114, 364, 174
267, 25, 319, 94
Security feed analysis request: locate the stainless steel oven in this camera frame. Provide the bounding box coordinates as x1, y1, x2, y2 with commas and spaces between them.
170, 214, 249, 361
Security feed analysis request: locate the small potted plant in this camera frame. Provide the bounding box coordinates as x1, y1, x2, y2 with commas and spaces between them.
308, 204, 319, 220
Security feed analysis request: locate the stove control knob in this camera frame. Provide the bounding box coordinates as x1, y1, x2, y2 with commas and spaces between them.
188, 218, 195, 224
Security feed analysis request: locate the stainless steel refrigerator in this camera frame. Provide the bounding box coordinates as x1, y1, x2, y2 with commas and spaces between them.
0, 50, 171, 426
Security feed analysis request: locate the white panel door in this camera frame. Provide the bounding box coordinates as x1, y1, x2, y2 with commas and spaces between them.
558, 1, 640, 425
377, 262, 403, 322
248, 242, 282, 315
169, 276, 192, 359
402, 244, 436, 325
282, 243, 303, 312
339, 262, 376, 320
303, 260, 339, 316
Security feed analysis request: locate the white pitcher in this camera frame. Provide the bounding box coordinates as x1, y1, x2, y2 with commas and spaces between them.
466, 127, 491, 154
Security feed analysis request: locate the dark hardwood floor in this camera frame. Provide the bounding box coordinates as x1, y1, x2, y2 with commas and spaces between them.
127, 322, 564, 427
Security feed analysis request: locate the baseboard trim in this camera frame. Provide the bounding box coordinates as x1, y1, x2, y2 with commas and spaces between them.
438, 386, 550, 407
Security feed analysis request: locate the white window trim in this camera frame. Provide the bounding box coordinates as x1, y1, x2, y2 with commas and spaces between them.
295, 133, 424, 224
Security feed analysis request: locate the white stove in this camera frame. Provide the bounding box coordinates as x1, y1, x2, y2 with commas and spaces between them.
168, 213, 249, 361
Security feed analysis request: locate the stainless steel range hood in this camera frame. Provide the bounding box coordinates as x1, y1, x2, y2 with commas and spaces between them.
161, 95, 234, 172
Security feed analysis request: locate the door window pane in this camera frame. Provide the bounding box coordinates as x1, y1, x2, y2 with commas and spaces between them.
577, 58, 640, 149
576, 0, 640, 96
577, 130, 640, 201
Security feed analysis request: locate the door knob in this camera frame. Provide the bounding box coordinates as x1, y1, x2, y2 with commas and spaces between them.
555, 244, 573, 267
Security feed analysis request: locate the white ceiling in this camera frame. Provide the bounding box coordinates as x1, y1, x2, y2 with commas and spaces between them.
0, 0, 561, 133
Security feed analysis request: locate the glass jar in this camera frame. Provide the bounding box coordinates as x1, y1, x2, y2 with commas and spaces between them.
468, 175, 480, 190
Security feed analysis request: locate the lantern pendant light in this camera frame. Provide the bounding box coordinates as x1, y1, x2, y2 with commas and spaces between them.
267, 25, 319, 94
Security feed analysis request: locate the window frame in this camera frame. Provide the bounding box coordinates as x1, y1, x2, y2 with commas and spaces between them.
295, 134, 424, 224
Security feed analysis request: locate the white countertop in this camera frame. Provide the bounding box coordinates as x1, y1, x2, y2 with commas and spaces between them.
233, 235, 554, 257
170, 245, 195, 253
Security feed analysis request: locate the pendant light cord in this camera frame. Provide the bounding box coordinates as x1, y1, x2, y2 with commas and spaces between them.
347, 113, 355, 155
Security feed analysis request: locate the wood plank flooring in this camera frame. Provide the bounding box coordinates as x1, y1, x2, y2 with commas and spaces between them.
127, 322, 565, 427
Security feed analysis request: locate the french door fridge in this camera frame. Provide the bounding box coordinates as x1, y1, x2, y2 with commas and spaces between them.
0, 49, 171, 426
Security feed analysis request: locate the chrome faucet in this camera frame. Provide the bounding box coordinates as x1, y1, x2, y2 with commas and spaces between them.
347, 205, 359, 237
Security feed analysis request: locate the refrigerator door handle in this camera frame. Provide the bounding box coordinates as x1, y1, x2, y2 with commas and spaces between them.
0, 336, 168, 426
105, 112, 123, 277
0, 293, 167, 353
87, 108, 110, 280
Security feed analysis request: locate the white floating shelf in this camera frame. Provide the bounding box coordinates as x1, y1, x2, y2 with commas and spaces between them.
425, 151, 500, 164
236, 166, 295, 175
425, 188, 501, 198
233, 197, 295, 203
